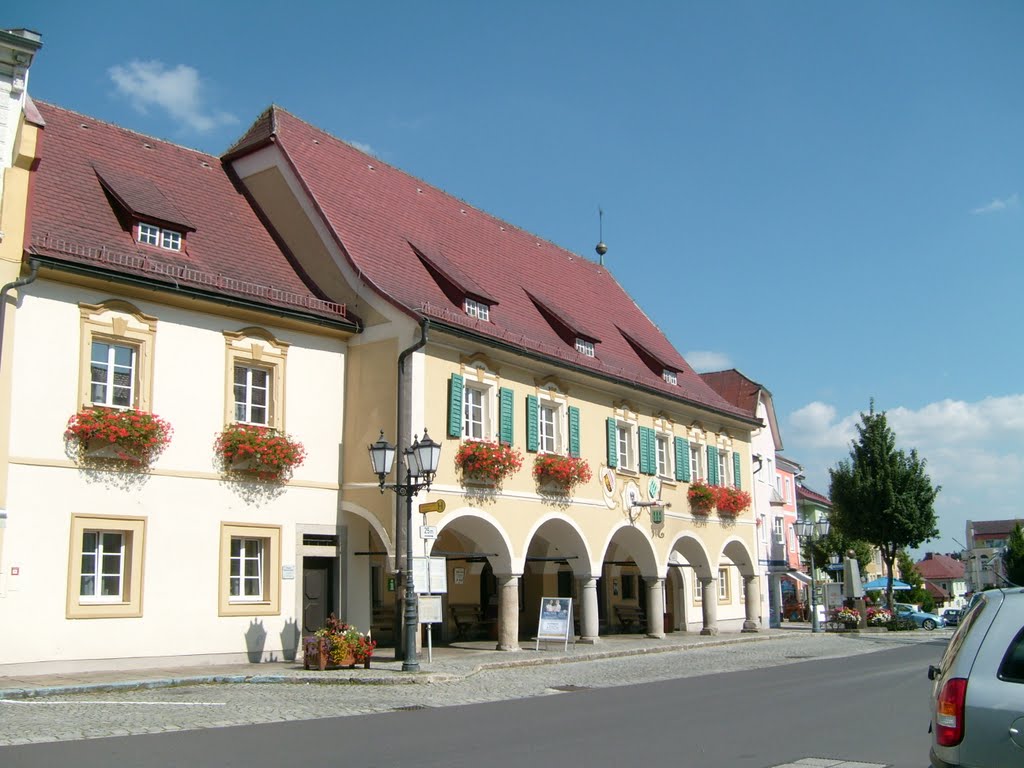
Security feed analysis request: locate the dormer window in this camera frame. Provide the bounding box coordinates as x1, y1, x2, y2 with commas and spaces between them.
465, 298, 490, 321
575, 338, 595, 357
663, 369, 678, 385
138, 223, 182, 252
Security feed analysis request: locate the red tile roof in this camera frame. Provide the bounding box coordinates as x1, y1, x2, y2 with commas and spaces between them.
796, 484, 831, 507
229, 107, 750, 420
27, 103, 352, 325
970, 519, 1024, 538
916, 553, 965, 579
699, 369, 762, 418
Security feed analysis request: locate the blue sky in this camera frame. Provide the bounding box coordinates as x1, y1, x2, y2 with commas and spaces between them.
15, 2, 1024, 556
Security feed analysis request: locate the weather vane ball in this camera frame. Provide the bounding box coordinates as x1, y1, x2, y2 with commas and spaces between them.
595, 242, 608, 256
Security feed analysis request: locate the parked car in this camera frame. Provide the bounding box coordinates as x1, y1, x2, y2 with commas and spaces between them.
896, 604, 945, 630
928, 587, 1024, 767
942, 608, 962, 627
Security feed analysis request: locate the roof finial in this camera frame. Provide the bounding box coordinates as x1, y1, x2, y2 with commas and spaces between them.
595, 206, 607, 265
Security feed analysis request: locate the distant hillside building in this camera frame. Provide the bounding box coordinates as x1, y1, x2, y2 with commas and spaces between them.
964, 518, 1024, 592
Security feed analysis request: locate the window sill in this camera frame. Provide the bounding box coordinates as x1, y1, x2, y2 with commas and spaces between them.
616, 468, 639, 477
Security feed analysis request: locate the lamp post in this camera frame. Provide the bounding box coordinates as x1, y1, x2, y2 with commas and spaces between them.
795, 516, 831, 633
368, 429, 441, 673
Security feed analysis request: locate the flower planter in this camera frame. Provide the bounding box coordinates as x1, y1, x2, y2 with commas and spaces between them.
215, 424, 306, 483
691, 504, 713, 515
84, 438, 143, 464
303, 636, 368, 670
532, 455, 591, 495
455, 441, 522, 486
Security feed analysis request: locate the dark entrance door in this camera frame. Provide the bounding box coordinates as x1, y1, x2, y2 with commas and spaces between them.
302, 557, 336, 634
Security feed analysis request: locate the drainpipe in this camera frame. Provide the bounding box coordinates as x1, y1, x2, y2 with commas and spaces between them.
392, 318, 429, 658
0, 258, 40, 374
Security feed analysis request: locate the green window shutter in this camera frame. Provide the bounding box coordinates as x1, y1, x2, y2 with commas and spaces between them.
674, 437, 689, 482
733, 451, 742, 489
606, 417, 618, 468
707, 445, 719, 485
499, 387, 514, 445
639, 427, 655, 475
568, 406, 581, 458
447, 374, 464, 438
526, 395, 539, 452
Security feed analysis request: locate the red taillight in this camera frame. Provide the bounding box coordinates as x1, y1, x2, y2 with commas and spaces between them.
935, 677, 968, 747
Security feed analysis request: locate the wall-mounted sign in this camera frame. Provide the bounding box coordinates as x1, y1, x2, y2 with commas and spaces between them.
282, 565, 295, 580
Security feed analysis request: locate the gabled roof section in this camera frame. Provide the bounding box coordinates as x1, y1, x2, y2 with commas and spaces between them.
93, 162, 195, 231
916, 553, 965, 580
409, 241, 497, 305
525, 288, 600, 343
619, 327, 673, 372
970, 519, 1024, 537
700, 369, 778, 445
796, 484, 831, 507
224, 105, 752, 421
28, 103, 352, 326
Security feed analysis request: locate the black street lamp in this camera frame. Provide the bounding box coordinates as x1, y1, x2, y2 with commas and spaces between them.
795, 516, 831, 633
368, 429, 441, 672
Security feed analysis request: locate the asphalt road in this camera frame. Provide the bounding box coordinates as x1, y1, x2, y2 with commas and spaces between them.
0, 635, 943, 767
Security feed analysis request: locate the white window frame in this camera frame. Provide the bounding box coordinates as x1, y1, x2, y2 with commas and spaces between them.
138, 222, 160, 246
773, 517, 785, 545
655, 433, 671, 478
224, 328, 289, 431
464, 298, 490, 321
79, 530, 125, 603
234, 362, 272, 426
137, 222, 183, 251
662, 369, 677, 385
219, 523, 281, 616
90, 340, 138, 408
575, 338, 595, 357
463, 384, 489, 440
616, 423, 636, 472
718, 450, 731, 487
694, 573, 703, 603
690, 443, 703, 482
229, 537, 265, 602
67, 514, 146, 619
784, 477, 792, 503
718, 568, 730, 601
538, 401, 560, 453
79, 302, 157, 413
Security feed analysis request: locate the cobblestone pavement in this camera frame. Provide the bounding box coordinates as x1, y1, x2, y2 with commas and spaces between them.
0, 629, 950, 746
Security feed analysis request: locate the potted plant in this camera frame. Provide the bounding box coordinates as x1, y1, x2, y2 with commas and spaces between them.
304, 614, 376, 670
455, 440, 523, 485
215, 423, 306, 482
833, 607, 861, 629
687, 481, 716, 515
867, 607, 892, 627
532, 454, 592, 494
714, 486, 752, 516
65, 408, 173, 468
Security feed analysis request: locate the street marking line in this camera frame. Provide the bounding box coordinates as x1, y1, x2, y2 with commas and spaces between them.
0, 700, 226, 706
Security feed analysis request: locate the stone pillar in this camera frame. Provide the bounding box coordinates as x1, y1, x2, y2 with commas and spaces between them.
769, 573, 783, 628
495, 574, 521, 651
578, 576, 600, 644
742, 575, 760, 632
646, 577, 665, 638
699, 576, 719, 635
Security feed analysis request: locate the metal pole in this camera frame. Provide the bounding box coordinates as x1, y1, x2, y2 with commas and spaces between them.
402, 478, 420, 672
809, 543, 821, 633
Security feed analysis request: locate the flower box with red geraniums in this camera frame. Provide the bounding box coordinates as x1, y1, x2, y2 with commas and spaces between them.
65, 408, 173, 467
455, 441, 523, 485
215, 423, 306, 482
714, 486, 752, 516
532, 454, 592, 494
687, 481, 716, 514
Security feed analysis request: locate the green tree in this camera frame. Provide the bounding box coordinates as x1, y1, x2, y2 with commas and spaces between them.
1005, 523, 1024, 587
804, 532, 873, 581
828, 402, 940, 611
897, 550, 933, 613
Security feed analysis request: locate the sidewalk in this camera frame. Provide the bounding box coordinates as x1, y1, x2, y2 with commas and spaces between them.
0, 629, 799, 699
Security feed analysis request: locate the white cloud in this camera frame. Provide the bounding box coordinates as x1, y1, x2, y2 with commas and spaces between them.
685, 350, 732, 372
109, 60, 236, 133
970, 193, 1019, 215
347, 140, 378, 158
785, 394, 1024, 557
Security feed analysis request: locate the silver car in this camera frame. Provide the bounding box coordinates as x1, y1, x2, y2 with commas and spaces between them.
928, 587, 1024, 767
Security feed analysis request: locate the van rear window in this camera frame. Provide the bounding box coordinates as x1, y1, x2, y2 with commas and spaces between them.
998, 627, 1024, 683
